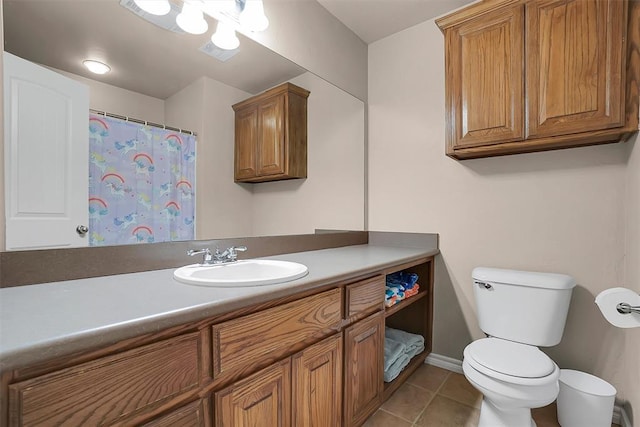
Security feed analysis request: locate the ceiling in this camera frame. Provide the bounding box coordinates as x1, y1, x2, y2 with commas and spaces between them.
3, 0, 475, 100
317, 0, 476, 44
3, 0, 306, 99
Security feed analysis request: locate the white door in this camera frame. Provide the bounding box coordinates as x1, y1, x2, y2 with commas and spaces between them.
4, 52, 89, 250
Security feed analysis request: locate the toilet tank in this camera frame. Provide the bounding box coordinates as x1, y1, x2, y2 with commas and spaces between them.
472, 267, 575, 346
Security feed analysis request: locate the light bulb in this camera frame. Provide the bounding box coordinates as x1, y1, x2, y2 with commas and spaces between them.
83, 60, 111, 75
176, 2, 208, 35
134, 0, 171, 16
211, 21, 240, 50
240, 0, 269, 32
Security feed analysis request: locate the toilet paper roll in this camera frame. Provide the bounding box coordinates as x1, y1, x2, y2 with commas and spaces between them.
595, 287, 640, 328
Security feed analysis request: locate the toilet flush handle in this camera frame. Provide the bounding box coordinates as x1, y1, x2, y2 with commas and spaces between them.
475, 281, 493, 290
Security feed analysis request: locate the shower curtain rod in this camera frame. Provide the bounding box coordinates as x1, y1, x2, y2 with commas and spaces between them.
89, 109, 197, 137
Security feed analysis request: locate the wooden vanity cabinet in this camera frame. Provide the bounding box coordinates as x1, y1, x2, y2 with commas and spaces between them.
233, 82, 310, 183
437, 0, 639, 160
3, 257, 435, 427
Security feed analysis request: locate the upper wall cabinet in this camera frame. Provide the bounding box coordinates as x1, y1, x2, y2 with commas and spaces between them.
233, 83, 310, 182
436, 0, 639, 160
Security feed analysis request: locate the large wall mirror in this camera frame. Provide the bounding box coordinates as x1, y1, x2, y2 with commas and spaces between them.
3, 0, 366, 250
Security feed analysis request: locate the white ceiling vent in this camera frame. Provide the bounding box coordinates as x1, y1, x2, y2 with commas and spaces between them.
119, 0, 185, 33
199, 40, 239, 62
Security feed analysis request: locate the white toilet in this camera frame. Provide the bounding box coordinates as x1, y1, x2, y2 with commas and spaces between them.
463, 267, 575, 427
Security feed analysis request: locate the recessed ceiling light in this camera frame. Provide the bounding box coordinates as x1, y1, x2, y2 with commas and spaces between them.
83, 60, 111, 75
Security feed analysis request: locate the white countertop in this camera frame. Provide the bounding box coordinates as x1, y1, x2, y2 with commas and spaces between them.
0, 244, 437, 371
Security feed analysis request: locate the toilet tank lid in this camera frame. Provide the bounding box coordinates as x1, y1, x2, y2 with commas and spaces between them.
472, 267, 575, 290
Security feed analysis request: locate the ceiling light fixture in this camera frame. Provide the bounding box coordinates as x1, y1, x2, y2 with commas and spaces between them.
239, 0, 269, 32
177, 1, 208, 35
211, 21, 239, 50
134, 0, 171, 16
83, 60, 111, 75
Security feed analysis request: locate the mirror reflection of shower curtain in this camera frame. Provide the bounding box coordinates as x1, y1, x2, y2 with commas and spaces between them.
88, 114, 196, 246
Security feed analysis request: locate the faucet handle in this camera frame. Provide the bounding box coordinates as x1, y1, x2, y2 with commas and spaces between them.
228, 245, 247, 261
187, 248, 212, 265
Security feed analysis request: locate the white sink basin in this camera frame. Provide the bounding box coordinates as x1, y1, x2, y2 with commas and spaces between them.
173, 259, 309, 287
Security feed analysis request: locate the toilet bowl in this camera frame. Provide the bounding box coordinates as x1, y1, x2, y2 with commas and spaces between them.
463, 338, 560, 427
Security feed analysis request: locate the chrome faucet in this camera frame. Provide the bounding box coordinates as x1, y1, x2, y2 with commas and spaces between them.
187, 246, 247, 265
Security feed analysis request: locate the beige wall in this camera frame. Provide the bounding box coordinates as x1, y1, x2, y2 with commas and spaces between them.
0, 3, 4, 252
621, 135, 640, 422
54, 68, 165, 124
252, 72, 366, 236
201, 77, 254, 238
244, 0, 368, 102
368, 17, 637, 413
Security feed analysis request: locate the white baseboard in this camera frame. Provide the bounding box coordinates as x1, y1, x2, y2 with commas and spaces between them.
424, 353, 463, 374
615, 404, 632, 427
425, 353, 630, 427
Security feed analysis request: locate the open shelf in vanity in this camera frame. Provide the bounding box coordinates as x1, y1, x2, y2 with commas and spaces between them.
381, 257, 435, 401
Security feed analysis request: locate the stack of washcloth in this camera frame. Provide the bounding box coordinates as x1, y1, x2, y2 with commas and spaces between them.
383, 327, 426, 382
385, 271, 420, 308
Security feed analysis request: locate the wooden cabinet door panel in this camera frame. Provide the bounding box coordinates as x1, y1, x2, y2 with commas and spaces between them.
257, 94, 286, 176
526, 0, 626, 138
235, 107, 258, 180
343, 311, 384, 427
292, 334, 343, 427
215, 359, 291, 427
445, 5, 524, 150
9, 333, 201, 426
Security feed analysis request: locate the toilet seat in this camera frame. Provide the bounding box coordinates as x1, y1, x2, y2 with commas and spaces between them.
464, 338, 559, 386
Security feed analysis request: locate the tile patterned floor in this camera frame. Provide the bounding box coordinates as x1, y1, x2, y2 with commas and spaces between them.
365, 364, 618, 427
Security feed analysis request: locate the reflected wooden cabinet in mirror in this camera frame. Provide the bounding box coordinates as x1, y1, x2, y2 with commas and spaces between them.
436, 0, 640, 160
233, 83, 310, 182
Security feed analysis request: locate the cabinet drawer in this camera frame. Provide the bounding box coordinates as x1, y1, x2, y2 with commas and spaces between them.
212, 288, 342, 378
345, 275, 385, 321
143, 399, 209, 427
9, 333, 201, 426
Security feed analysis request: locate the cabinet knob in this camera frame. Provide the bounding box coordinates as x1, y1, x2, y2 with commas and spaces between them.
76, 225, 89, 236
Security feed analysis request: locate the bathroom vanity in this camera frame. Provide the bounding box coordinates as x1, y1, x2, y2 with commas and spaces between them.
0, 240, 437, 426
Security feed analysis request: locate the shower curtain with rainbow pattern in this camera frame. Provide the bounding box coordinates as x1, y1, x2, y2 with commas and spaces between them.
88, 114, 196, 246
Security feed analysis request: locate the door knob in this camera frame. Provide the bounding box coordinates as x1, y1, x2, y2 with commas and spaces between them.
76, 225, 89, 235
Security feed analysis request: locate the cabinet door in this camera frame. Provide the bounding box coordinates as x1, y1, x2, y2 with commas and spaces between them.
235, 106, 258, 181
292, 334, 343, 427
526, 0, 626, 138
256, 94, 286, 176
215, 358, 291, 427
343, 311, 384, 427
444, 5, 524, 152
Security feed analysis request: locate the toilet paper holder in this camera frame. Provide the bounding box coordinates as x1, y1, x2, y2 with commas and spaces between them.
616, 302, 640, 314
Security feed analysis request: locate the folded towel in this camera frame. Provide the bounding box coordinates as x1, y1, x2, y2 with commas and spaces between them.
384, 337, 406, 371
384, 352, 411, 382
385, 327, 425, 359
384, 296, 397, 307
404, 284, 420, 298
386, 272, 419, 290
